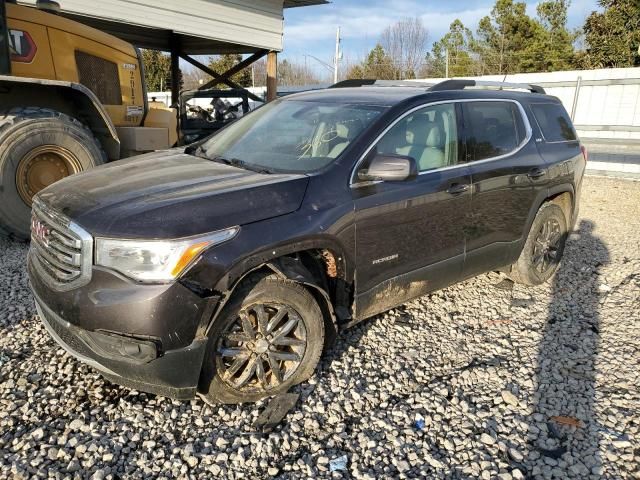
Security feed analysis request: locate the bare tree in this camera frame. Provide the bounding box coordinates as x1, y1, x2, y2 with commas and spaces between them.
251, 58, 322, 87
284, 60, 323, 85
380, 17, 429, 79
182, 65, 212, 90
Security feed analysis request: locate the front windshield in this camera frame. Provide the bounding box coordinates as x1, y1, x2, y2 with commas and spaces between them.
197, 100, 385, 173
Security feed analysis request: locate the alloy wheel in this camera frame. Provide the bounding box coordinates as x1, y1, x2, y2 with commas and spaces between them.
532, 218, 562, 274
216, 303, 307, 393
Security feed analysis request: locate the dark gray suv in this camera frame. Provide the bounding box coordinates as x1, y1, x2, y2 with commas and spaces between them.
28, 79, 586, 403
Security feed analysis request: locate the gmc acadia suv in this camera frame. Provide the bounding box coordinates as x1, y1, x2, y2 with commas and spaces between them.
28, 79, 586, 404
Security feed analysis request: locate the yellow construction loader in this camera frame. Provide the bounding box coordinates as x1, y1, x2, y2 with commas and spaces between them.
0, 0, 256, 239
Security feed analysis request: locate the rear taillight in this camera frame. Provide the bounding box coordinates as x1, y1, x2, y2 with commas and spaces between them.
580, 145, 588, 162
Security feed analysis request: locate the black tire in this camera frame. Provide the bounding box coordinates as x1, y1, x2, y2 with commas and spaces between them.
199, 277, 325, 404
0, 107, 106, 240
509, 203, 567, 286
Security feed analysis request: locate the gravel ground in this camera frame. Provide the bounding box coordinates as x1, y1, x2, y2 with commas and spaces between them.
1, 175, 639, 479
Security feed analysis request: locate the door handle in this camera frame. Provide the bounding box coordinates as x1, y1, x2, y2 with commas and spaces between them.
446, 183, 469, 195
527, 168, 547, 179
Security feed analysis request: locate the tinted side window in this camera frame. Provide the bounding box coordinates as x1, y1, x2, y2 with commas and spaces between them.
463, 101, 525, 161
375, 103, 459, 172
531, 103, 577, 142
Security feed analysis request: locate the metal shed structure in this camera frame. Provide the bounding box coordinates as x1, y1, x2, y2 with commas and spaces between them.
16, 0, 327, 101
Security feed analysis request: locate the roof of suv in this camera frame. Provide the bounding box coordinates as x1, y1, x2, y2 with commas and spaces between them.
287, 87, 430, 105
284, 80, 556, 106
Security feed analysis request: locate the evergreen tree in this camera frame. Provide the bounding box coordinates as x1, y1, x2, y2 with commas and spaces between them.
529, 0, 577, 71
141, 49, 172, 91
427, 20, 479, 77
475, 0, 541, 74
472, 0, 577, 74
346, 44, 396, 80
207, 54, 252, 87
579, 0, 640, 68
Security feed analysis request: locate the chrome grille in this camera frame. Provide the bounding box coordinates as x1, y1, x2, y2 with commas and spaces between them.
30, 197, 92, 291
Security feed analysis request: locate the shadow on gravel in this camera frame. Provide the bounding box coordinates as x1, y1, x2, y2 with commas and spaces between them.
529, 219, 608, 477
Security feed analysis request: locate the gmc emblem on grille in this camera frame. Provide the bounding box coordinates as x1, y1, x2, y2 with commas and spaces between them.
32, 218, 50, 247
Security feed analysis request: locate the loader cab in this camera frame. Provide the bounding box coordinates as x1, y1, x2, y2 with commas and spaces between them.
179, 88, 255, 144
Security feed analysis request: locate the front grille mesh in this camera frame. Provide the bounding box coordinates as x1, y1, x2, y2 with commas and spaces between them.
30, 198, 92, 291
40, 306, 94, 359
75, 50, 122, 105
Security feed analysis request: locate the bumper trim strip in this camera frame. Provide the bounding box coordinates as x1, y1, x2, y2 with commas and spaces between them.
34, 298, 120, 377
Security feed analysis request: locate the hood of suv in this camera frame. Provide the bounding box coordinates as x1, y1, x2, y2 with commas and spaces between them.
38, 150, 309, 238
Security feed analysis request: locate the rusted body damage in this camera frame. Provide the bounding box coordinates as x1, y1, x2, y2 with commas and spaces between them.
193, 249, 351, 349
321, 249, 338, 278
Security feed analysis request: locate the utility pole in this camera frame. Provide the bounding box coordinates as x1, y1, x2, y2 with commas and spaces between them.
333, 26, 341, 83
445, 48, 449, 78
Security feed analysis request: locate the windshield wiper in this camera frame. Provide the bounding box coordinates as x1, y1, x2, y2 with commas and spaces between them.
212, 156, 272, 174
190, 150, 272, 174
188, 144, 206, 158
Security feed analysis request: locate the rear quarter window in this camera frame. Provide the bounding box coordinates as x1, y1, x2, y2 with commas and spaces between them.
531, 103, 577, 142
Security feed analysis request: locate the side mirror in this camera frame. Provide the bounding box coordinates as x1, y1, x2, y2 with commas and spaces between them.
358, 154, 418, 182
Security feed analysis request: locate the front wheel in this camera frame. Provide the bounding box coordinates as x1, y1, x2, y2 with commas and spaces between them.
509, 203, 568, 286
0, 108, 105, 240
199, 277, 325, 404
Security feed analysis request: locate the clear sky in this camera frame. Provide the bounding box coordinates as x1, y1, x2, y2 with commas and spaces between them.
282, 0, 600, 79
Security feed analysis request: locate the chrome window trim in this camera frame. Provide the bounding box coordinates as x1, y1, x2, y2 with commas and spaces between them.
350, 98, 533, 187
30, 198, 93, 292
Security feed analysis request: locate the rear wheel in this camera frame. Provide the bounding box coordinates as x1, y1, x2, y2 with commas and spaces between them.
0, 108, 105, 240
509, 203, 567, 286
199, 277, 325, 404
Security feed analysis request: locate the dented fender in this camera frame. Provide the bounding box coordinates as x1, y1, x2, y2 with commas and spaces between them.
196, 257, 338, 346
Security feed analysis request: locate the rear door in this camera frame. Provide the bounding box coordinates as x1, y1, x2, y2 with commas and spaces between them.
460, 99, 547, 278
352, 102, 472, 319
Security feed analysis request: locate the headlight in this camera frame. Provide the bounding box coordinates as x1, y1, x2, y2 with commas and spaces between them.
95, 227, 239, 282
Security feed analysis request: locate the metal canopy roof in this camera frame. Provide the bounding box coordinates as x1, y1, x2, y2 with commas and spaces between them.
284, 0, 328, 7
18, 0, 328, 54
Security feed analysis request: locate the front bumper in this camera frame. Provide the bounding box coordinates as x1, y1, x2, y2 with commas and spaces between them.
28, 251, 217, 400
34, 291, 208, 399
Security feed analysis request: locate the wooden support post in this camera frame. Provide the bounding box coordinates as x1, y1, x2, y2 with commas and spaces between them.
170, 34, 180, 106
267, 51, 277, 102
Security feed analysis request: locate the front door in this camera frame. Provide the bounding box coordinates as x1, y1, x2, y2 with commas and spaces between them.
352, 102, 471, 320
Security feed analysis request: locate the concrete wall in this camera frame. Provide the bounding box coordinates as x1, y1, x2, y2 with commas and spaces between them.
414, 68, 640, 143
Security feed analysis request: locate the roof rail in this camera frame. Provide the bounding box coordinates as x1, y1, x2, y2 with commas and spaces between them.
370, 80, 435, 88
329, 79, 377, 88
329, 79, 435, 89
429, 79, 546, 94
